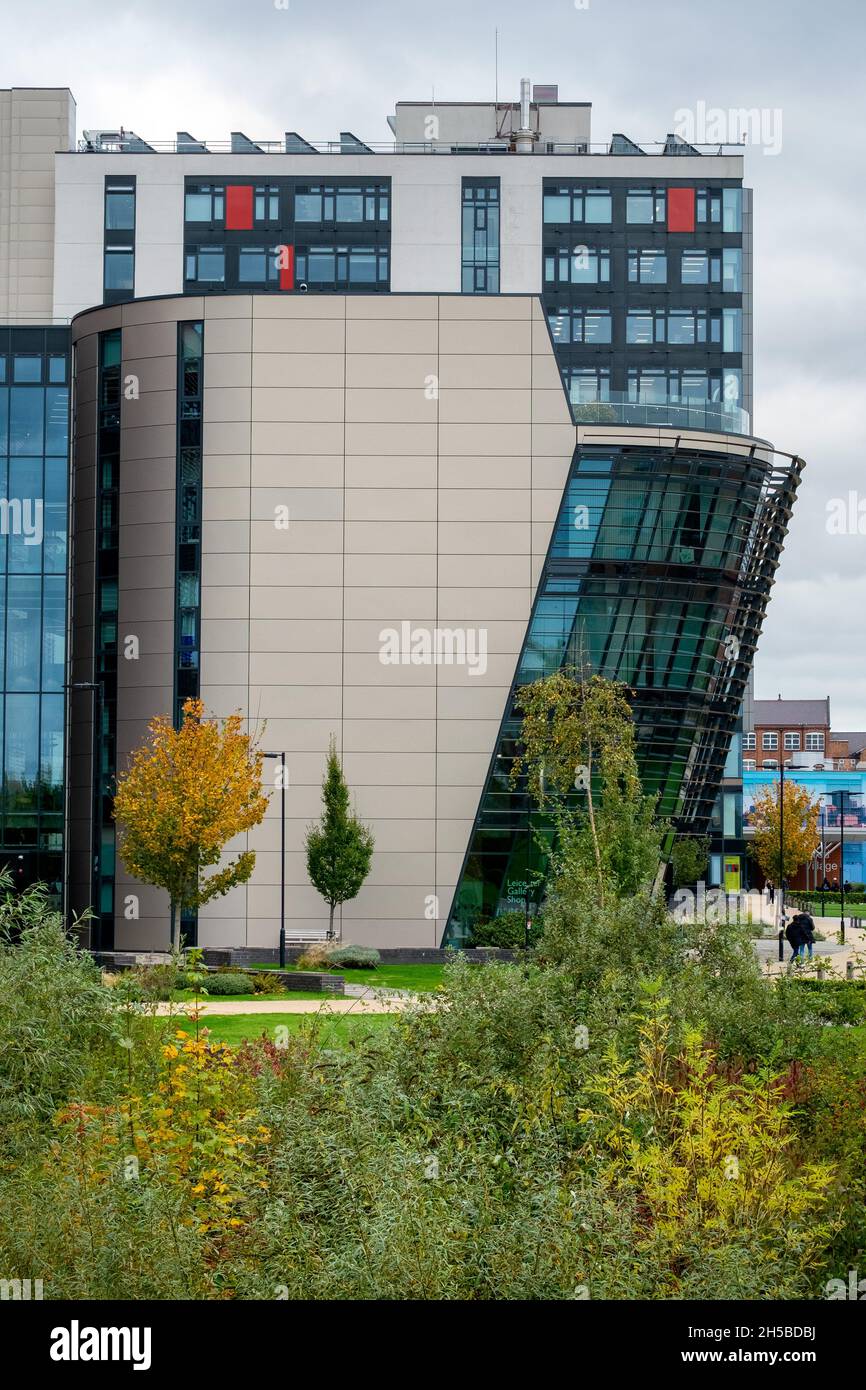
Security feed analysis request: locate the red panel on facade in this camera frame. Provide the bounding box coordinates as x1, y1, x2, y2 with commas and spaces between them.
279, 245, 294, 290
225, 185, 253, 230
667, 187, 695, 232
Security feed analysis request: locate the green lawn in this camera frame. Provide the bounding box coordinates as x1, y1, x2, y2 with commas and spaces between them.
798, 901, 866, 919
232, 964, 447, 992
338, 965, 445, 992
194, 1012, 398, 1047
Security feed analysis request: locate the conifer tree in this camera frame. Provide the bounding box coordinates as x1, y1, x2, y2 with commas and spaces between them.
306, 740, 374, 941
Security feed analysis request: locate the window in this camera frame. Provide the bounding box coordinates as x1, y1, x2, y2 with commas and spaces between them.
176, 321, 204, 721
583, 188, 612, 223
544, 246, 610, 285
681, 249, 721, 285
722, 186, 742, 232
566, 367, 611, 405
238, 245, 279, 284
295, 191, 323, 221
762, 731, 778, 750
743, 759, 756, 771
104, 176, 135, 303
254, 185, 280, 222
543, 192, 571, 223
743, 732, 756, 750
13, 356, 41, 383
185, 185, 225, 222
626, 308, 720, 346
293, 183, 389, 224
543, 185, 611, 223
626, 368, 728, 406
626, 311, 661, 346
669, 308, 719, 344
548, 306, 611, 344
806, 732, 825, 751
722, 247, 742, 292
104, 180, 135, 230
784, 732, 801, 750
723, 369, 742, 409
462, 180, 500, 294
628, 249, 667, 284
695, 187, 722, 224
762, 759, 778, 770
103, 246, 134, 292
626, 188, 666, 223
185, 246, 225, 283
723, 307, 742, 352
295, 245, 389, 290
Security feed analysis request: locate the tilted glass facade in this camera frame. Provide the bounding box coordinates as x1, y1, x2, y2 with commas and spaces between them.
445, 439, 801, 944
0, 326, 69, 899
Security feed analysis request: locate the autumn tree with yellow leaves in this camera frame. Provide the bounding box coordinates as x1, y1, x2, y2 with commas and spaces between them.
747, 778, 820, 885
114, 699, 270, 951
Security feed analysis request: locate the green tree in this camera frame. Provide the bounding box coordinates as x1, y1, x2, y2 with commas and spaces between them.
114, 698, 269, 951
670, 835, 711, 889
511, 668, 661, 903
306, 740, 374, 941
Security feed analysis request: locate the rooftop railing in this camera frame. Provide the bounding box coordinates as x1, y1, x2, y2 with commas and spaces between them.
570, 393, 751, 436
73, 135, 747, 157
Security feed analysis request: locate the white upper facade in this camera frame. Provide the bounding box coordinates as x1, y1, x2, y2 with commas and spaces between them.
51, 85, 746, 322
52, 150, 745, 322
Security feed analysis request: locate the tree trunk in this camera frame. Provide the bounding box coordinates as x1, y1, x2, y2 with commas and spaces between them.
170, 900, 179, 954
584, 748, 605, 907
328, 901, 335, 942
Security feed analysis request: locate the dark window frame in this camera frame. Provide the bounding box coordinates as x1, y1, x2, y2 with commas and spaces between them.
103, 176, 136, 305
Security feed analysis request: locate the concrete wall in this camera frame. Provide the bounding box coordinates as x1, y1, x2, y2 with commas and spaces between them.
0, 88, 75, 322
391, 101, 592, 147
69, 292, 576, 951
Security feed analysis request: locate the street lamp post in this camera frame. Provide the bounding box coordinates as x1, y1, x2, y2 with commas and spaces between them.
263, 751, 286, 968
818, 795, 826, 918
778, 757, 785, 932
834, 789, 854, 947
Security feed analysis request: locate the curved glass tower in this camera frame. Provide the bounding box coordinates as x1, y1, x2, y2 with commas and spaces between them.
444, 427, 802, 942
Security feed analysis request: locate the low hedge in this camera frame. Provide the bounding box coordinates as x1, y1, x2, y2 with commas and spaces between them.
790, 979, 866, 1025
200, 972, 255, 996
326, 945, 381, 969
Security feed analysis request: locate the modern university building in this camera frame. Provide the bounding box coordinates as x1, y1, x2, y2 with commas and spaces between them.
0, 83, 803, 951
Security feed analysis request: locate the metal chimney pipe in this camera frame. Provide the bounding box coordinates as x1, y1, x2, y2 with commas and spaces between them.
519, 78, 531, 131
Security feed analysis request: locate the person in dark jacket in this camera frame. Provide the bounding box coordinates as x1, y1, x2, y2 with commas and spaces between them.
786, 910, 815, 962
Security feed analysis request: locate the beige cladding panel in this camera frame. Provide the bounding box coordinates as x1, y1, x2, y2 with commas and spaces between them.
70, 293, 576, 950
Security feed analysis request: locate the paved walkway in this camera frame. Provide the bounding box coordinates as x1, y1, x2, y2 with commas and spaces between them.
754, 918, 866, 979
155, 996, 414, 1017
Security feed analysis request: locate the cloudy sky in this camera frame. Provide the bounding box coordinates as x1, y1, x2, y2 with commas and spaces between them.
4, 0, 865, 721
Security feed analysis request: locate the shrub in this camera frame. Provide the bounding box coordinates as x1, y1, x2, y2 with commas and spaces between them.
203, 972, 254, 996
295, 944, 331, 971
789, 979, 866, 1025
326, 944, 380, 969
0, 877, 113, 1150
126, 962, 180, 1000
249, 971, 286, 995
471, 911, 535, 950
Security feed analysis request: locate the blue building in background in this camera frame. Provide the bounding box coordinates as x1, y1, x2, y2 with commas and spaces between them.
743, 768, 866, 890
